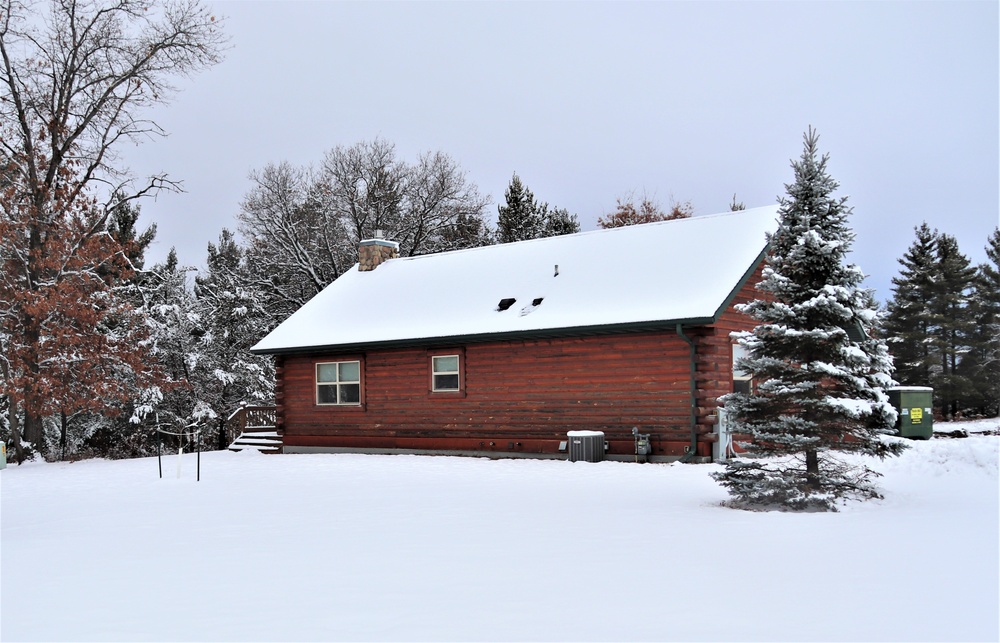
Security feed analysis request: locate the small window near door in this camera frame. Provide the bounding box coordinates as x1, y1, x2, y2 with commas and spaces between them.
733, 344, 753, 395
432, 355, 460, 392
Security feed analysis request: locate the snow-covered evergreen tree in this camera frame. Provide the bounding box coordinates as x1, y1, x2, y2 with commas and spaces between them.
712, 128, 904, 511
136, 250, 214, 450
51, 197, 162, 460
91, 237, 275, 456
194, 229, 275, 448
81, 249, 190, 458
542, 207, 581, 237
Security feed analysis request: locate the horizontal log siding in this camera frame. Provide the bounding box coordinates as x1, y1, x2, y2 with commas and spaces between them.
278, 261, 765, 458
282, 332, 703, 456
691, 262, 767, 454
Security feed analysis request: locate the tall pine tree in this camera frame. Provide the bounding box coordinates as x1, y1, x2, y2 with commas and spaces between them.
139, 250, 212, 446
105, 194, 157, 273
194, 229, 275, 449
497, 174, 545, 243
712, 128, 903, 511
928, 233, 977, 417
961, 229, 1000, 416
885, 226, 981, 417
884, 223, 939, 386
496, 173, 579, 242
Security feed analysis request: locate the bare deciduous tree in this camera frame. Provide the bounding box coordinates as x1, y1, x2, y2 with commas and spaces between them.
1, 0, 227, 206
597, 191, 693, 229
315, 139, 491, 256
238, 139, 492, 328
402, 150, 492, 254
239, 161, 352, 324
0, 0, 227, 462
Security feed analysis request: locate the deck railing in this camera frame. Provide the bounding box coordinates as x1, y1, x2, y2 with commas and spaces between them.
225, 404, 278, 444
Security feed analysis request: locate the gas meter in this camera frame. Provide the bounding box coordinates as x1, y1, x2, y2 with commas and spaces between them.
632, 427, 652, 461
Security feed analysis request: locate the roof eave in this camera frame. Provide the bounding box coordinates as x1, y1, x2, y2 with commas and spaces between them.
251, 316, 719, 357
253, 244, 771, 358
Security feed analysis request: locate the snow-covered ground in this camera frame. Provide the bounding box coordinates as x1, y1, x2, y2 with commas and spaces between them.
2, 419, 997, 642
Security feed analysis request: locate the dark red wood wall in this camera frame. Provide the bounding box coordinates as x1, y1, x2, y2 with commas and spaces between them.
692, 262, 767, 441
274, 262, 764, 458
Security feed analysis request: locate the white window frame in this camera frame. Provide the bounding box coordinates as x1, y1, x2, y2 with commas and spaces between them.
316, 360, 362, 406
431, 354, 461, 392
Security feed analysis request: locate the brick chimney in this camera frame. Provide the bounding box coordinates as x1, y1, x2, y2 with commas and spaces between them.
358, 232, 399, 272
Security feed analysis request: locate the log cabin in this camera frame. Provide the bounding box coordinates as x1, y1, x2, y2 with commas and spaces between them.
251, 206, 779, 461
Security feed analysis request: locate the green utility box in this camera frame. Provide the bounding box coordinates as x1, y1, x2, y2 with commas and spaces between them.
887, 386, 934, 440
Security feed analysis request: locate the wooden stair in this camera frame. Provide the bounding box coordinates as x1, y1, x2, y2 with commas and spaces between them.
226, 406, 282, 453
229, 430, 283, 453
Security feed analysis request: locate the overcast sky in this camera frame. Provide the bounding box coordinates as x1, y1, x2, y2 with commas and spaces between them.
121, 0, 999, 304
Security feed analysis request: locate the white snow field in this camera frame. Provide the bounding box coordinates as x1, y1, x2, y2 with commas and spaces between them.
2, 420, 997, 642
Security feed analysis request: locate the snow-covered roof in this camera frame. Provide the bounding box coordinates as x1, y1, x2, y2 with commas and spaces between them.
252, 206, 779, 354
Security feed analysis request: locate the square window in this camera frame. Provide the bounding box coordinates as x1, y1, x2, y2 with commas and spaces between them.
432, 354, 461, 392
316, 360, 362, 405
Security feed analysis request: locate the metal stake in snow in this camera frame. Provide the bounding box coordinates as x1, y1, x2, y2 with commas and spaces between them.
155, 425, 202, 482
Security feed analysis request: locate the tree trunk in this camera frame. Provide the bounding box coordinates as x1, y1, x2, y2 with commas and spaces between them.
21, 318, 47, 456
22, 411, 45, 458
1, 359, 26, 463
217, 416, 226, 451
805, 449, 820, 489
60, 411, 68, 460
942, 350, 951, 420
9, 401, 26, 464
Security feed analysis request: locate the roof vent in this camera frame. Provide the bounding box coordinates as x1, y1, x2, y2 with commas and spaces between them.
554, 264, 559, 277
519, 297, 544, 317
497, 298, 516, 311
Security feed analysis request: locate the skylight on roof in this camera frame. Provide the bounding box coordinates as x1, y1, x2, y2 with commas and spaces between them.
497, 298, 516, 311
